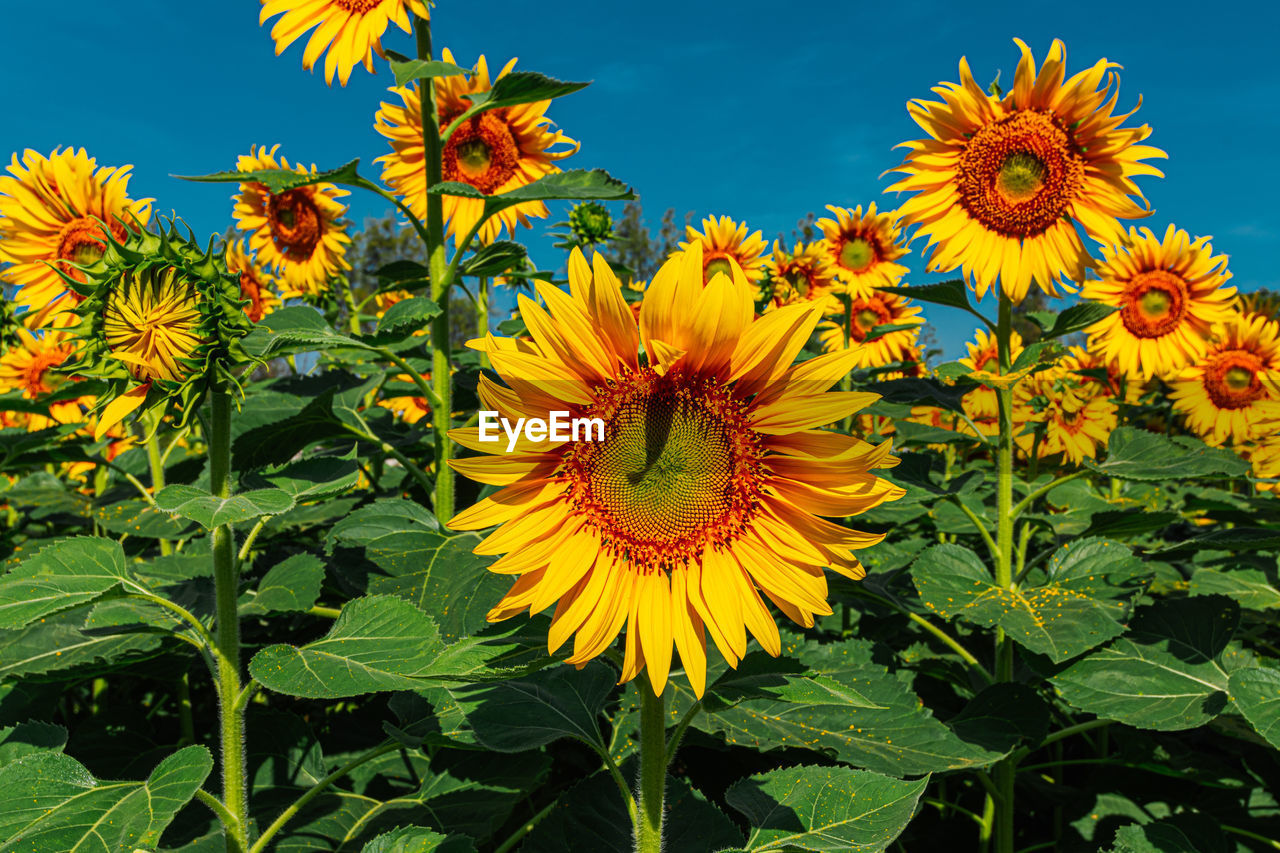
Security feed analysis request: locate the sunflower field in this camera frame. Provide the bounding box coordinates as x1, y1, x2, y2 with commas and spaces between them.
2, 4, 1280, 853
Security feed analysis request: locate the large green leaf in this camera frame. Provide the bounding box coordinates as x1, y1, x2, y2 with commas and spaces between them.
875, 279, 986, 323
1228, 667, 1280, 750
0, 721, 66, 768
361, 826, 474, 853
249, 595, 446, 698
92, 498, 196, 539
0, 607, 163, 679
374, 297, 441, 339
676, 638, 1008, 775
1156, 527, 1280, 556
458, 240, 527, 279
430, 169, 633, 219
1104, 816, 1229, 853
911, 539, 1144, 663
461, 661, 614, 752
0, 537, 132, 629
0, 746, 212, 852
155, 485, 296, 528
233, 391, 349, 469
177, 158, 364, 193
1036, 301, 1118, 339
248, 450, 360, 502
727, 765, 927, 852
1051, 596, 1239, 730
1188, 567, 1280, 610
388, 58, 466, 86
454, 71, 587, 118
1086, 428, 1250, 480
241, 554, 325, 616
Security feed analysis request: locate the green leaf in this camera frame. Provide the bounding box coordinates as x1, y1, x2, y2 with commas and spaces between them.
0, 745, 212, 852
375, 259, 430, 283
328, 497, 440, 547
701, 652, 884, 710
0, 721, 66, 769
248, 450, 360, 502
877, 279, 983, 319
460, 70, 587, 112
458, 240, 527, 279
375, 296, 441, 338
388, 58, 466, 87
1104, 816, 1229, 853
1051, 596, 1239, 730
911, 540, 1144, 663
863, 378, 968, 413
1011, 340, 1060, 372
1189, 567, 1280, 610
0, 537, 131, 629
1228, 667, 1280, 750
155, 485, 296, 528
949, 683, 1050, 753
1040, 300, 1118, 339
0, 607, 163, 679
361, 826, 474, 853
177, 158, 364, 193
1087, 427, 1250, 480
240, 554, 325, 616
462, 661, 614, 752
249, 595, 447, 698
431, 169, 634, 219
1082, 510, 1179, 539
1156, 527, 1280, 556
863, 322, 922, 343
727, 765, 927, 852
233, 391, 348, 470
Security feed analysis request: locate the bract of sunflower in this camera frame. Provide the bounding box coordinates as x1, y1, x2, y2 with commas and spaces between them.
58, 219, 256, 439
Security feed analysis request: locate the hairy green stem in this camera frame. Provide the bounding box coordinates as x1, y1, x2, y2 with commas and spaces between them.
144, 423, 172, 556
210, 390, 248, 853
992, 293, 1016, 853
635, 686, 667, 853
1011, 470, 1087, 518
413, 17, 454, 522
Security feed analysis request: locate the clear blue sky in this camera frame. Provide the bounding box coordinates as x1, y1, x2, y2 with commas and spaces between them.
3, 0, 1274, 356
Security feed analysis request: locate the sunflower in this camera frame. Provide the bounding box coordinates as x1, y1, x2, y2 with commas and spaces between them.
1167, 311, 1280, 446
225, 240, 281, 323
63, 223, 254, 439
958, 327, 1026, 421
816, 291, 922, 369
259, 0, 431, 87
375, 49, 579, 247
0, 324, 85, 429
376, 375, 432, 424
671, 216, 768, 289
447, 245, 903, 697
1060, 345, 1144, 404
232, 145, 351, 299
815, 204, 909, 297
888, 39, 1166, 302
1082, 225, 1237, 379
0, 147, 152, 322
1245, 435, 1280, 492
1014, 368, 1117, 464
762, 241, 839, 312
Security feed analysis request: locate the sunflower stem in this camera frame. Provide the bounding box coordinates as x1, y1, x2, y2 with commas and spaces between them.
209, 389, 248, 853
992, 292, 1017, 853
635, 685, 666, 853
144, 414, 172, 556
414, 15, 454, 524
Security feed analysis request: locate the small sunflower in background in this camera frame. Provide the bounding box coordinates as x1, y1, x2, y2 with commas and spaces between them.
762, 241, 839, 312
375, 50, 580, 246
1014, 368, 1117, 464
0, 147, 152, 323
1060, 346, 1145, 405
448, 245, 902, 697
0, 323, 85, 430
815, 204, 909, 297
1082, 225, 1237, 379
816, 291, 922, 368
233, 145, 352, 300
1168, 311, 1280, 446
377, 375, 432, 424
670, 215, 768, 289
225, 239, 281, 324
61, 221, 255, 439
957, 326, 1026, 425
1245, 435, 1280, 493
259, 0, 431, 87
889, 39, 1166, 302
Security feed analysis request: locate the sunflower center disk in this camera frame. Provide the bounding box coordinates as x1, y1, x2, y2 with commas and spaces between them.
566, 369, 764, 569
957, 110, 1085, 238
334, 0, 381, 12
849, 299, 892, 342
443, 112, 519, 194
56, 217, 123, 283
102, 267, 207, 383
1119, 270, 1188, 339
1204, 352, 1264, 409
267, 190, 322, 257
839, 237, 876, 272
704, 257, 736, 282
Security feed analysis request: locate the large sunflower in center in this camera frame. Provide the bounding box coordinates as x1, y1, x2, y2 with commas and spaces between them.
375, 49, 580, 246
448, 246, 903, 696
888, 39, 1166, 302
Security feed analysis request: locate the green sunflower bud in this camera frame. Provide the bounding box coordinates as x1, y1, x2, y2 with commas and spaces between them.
567, 201, 613, 246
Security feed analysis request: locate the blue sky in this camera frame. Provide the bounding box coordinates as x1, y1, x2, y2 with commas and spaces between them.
3, 0, 1274, 356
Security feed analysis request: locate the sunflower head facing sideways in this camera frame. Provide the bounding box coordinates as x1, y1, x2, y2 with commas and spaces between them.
815, 204, 909, 297
375, 49, 580, 247
888, 39, 1167, 302
447, 245, 903, 697
0, 147, 152, 324
225, 239, 281, 324
1082, 225, 1238, 379
61, 220, 255, 438
671, 215, 768, 289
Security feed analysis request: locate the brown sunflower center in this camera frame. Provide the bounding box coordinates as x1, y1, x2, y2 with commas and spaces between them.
23, 347, 69, 397
564, 367, 765, 569
784, 268, 812, 297
442, 111, 519, 194
704, 256, 736, 282
102, 267, 207, 384
56, 217, 126, 284
957, 110, 1085, 238
266, 189, 322, 259
334, 0, 382, 12
239, 271, 267, 324
849, 299, 892, 342
1203, 351, 1264, 409
1119, 269, 1188, 339
839, 237, 877, 272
